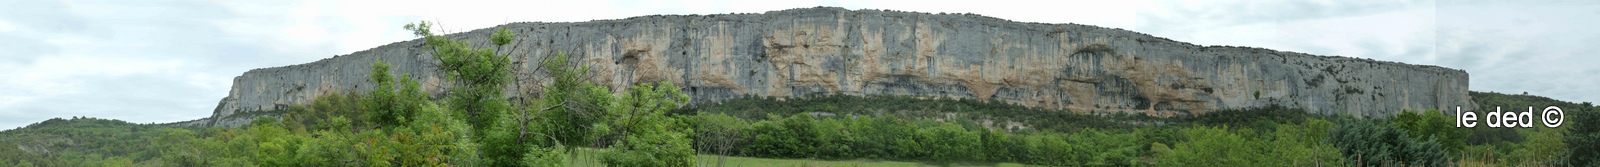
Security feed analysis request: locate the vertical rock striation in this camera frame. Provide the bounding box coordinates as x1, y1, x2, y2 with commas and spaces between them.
192, 7, 1475, 127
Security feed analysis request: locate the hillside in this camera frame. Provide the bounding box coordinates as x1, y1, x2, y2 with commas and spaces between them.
1464, 91, 1598, 145
4, 92, 1590, 166
191, 7, 1474, 127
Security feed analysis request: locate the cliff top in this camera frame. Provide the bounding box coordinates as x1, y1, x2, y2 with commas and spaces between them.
244, 7, 1461, 76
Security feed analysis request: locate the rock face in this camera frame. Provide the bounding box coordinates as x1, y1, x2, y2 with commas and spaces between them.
193, 7, 1475, 127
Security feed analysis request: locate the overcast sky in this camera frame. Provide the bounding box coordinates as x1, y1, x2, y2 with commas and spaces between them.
2, 0, 1596, 130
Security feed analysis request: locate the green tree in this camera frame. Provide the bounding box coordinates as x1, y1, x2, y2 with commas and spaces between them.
1516, 127, 1565, 165
1158, 126, 1253, 166
294, 56, 479, 166
491, 27, 514, 46
947, 123, 984, 162
746, 118, 785, 158
389, 102, 479, 166
361, 60, 429, 129
813, 118, 854, 160
488, 51, 614, 166
690, 113, 751, 166
1328, 120, 1448, 166
404, 21, 513, 138
295, 128, 355, 166
1073, 129, 1141, 165
406, 21, 534, 166
1563, 108, 1600, 166
286, 112, 312, 135
157, 128, 204, 167
1034, 134, 1072, 165
746, 114, 818, 159
301, 92, 365, 130
597, 82, 695, 167
1268, 119, 1345, 166
979, 128, 1013, 162
526, 51, 614, 149
249, 118, 303, 166
1394, 109, 1469, 152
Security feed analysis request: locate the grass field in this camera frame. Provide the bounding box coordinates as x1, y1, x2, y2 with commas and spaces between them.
562, 148, 1036, 167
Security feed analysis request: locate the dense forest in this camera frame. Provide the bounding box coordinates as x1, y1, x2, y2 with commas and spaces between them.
4, 90, 1594, 166
2, 21, 1598, 166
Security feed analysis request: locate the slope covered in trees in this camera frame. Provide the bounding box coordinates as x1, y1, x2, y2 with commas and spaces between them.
3, 91, 1597, 166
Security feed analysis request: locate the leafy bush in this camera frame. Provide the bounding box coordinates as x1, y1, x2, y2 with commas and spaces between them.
1563, 106, 1600, 166
595, 82, 696, 167
1393, 109, 1470, 153
745, 114, 817, 158
1327, 120, 1449, 166
1154, 119, 1343, 166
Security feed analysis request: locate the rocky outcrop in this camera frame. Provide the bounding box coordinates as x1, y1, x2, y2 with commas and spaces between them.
192, 7, 1475, 127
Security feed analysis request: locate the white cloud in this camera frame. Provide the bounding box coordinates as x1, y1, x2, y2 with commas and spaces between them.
1133, 0, 1436, 61
1277, 6, 1437, 62
1437, 1, 1600, 103
0, 20, 17, 33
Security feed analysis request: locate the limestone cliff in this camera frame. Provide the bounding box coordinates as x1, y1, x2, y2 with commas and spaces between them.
189, 7, 1476, 127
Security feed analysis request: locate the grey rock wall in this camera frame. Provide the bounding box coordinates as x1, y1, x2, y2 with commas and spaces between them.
192, 7, 1475, 127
